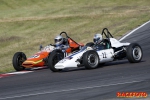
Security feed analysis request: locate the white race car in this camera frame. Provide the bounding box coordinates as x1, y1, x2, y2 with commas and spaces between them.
48, 28, 143, 72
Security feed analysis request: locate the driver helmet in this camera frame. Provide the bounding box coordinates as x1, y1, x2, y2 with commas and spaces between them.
93, 33, 102, 44
54, 35, 63, 46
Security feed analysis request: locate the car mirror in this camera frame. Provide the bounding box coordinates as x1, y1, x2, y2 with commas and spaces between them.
39, 45, 43, 51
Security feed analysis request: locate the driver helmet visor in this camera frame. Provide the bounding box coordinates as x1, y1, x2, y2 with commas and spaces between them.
55, 38, 62, 43
93, 37, 100, 43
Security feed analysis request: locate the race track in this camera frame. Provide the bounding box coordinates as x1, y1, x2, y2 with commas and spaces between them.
0, 21, 150, 100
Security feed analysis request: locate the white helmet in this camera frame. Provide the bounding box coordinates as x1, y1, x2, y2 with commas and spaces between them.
93, 34, 102, 44
54, 35, 63, 45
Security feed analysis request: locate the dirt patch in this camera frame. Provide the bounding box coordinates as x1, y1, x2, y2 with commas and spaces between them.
81, 6, 104, 10
0, 36, 22, 42
112, 6, 136, 11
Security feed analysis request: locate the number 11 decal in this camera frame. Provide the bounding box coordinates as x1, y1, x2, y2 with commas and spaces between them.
102, 52, 107, 58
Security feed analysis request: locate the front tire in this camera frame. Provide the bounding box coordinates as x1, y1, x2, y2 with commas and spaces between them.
12, 52, 26, 71
48, 50, 64, 72
83, 50, 99, 69
126, 43, 143, 63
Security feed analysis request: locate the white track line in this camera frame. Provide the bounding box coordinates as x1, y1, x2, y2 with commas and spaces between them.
119, 20, 150, 41
0, 80, 144, 100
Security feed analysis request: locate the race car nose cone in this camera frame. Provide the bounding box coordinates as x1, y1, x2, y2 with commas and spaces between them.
22, 59, 43, 68
22, 61, 34, 68
54, 58, 78, 70
55, 64, 65, 69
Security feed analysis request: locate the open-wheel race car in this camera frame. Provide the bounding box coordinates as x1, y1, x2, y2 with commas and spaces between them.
12, 32, 84, 71
51, 28, 143, 72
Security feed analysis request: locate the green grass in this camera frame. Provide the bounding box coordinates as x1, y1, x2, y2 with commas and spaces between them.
0, 0, 150, 73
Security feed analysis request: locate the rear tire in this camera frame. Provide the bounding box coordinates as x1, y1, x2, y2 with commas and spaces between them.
48, 50, 64, 72
126, 43, 143, 63
83, 50, 99, 69
12, 52, 26, 71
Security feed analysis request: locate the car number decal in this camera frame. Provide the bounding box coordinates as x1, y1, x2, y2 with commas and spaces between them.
102, 52, 107, 58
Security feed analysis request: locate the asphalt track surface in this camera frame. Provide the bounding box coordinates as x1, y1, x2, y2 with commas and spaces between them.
0, 22, 150, 100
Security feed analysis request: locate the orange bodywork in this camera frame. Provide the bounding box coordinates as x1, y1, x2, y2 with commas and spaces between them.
22, 51, 49, 68
22, 38, 84, 68
66, 38, 84, 53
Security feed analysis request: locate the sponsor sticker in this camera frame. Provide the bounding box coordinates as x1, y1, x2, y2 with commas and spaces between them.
29, 54, 40, 58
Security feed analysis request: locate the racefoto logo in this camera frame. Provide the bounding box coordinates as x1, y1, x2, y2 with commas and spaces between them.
117, 92, 148, 98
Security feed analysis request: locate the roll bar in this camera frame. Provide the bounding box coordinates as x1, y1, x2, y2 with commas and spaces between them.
59, 31, 69, 38
101, 28, 113, 38
59, 31, 81, 46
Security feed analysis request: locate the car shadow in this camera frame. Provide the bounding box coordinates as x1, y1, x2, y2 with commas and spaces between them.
25, 66, 48, 71
100, 60, 145, 68
59, 60, 146, 73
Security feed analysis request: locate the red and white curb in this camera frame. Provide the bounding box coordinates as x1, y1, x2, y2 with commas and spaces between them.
0, 71, 33, 78
0, 66, 48, 78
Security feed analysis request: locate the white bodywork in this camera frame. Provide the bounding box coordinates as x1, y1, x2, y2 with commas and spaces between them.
109, 38, 129, 48
55, 49, 87, 69
55, 38, 130, 69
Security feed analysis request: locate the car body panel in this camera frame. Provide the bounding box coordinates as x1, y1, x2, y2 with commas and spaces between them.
55, 47, 87, 69
110, 38, 130, 48
97, 49, 114, 63
22, 51, 50, 68
55, 47, 115, 69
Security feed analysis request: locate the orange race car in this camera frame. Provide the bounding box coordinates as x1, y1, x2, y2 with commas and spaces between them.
12, 32, 84, 71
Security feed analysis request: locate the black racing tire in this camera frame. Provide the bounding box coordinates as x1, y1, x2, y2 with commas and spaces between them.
48, 50, 64, 72
126, 43, 143, 63
12, 52, 26, 71
83, 50, 99, 69
85, 42, 94, 47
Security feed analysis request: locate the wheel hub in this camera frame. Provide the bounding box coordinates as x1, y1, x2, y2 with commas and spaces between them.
133, 46, 142, 60
87, 54, 98, 67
